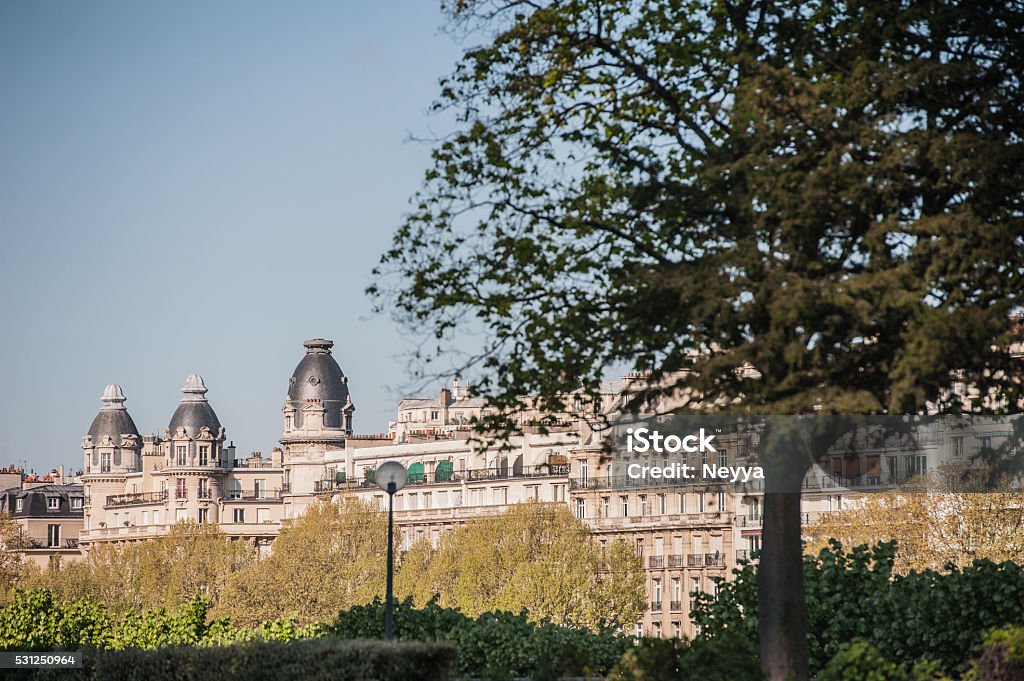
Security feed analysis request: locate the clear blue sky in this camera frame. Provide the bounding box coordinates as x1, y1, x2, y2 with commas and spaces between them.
0, 2, 465, 474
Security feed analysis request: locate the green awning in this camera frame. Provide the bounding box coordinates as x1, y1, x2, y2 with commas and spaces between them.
435, 461, 454, 482
408, 462, 425, 483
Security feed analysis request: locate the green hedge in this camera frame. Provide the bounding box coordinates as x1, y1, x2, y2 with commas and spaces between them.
6, 638, 457, 681
693, 541, 1024, 676
327, 596, 630, 680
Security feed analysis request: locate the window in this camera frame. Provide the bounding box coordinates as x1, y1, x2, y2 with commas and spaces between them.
672, 578, 682, 604
175, 508, 187, 522
696, 492, 705, 513
690, 576, 701, 607
254, 479, 267, 499
153, 510, 161, 525
636, 538, 644, 557
101, 452, 111, 472
951, 436, 965, 457
658, 494, 667, 515
701, 451, 708, 468
621, 495, 629, 517
198, 478, 209, 499
652, 622, 662, 638
678, 493, 686, 514
233, 508, 245, 523
422, 492, 432, 509
430, 410, 438, 420
408, 493, 418, 510
887, 455, 898, 483
256, 508, 270, 523
47, 524, 60, 547
198, 508, 208, 524
285, 415, 292, 429
141, 511, 148, 525
716, 491, 726, 511
176, 446, 186, 466
639, 494, 648, 515
47, 497, 60, 510
601, 496, 610, 517
718, 450, 728, 467
672, 621, 681, 639
635, 623, 644, 638
176, 478, 187, 499
199, 445, 209, 466
578, 459, 589, 484
575, 498, 586, 519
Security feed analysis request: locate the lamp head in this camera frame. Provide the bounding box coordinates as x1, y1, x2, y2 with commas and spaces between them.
375, 461, 408, 495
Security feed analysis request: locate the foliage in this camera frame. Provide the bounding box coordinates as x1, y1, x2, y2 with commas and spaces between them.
609, 633, 762, 681
0, 589, 319, 651
396, 501, 645, 630
215, 498, 391, 626
326, 595, 630, 681
806, 487, 1024, 574
818, 640, 951, 681
971, 626, 1024, 681
4, 638, 458, 681
0, 513, 30, 600
693, 541, 1024, 675
24, 522, 257, 614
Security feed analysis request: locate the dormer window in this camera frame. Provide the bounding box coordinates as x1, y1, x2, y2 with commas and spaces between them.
48, 497, 60, 510
199, 446, 209, 466
176, 446, 186, 466
101, 453, 111, 473
16, 498, 23, 512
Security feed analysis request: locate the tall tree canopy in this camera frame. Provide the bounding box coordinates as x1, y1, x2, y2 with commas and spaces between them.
373, 0, 1024, 418
372, 1, 1024, 678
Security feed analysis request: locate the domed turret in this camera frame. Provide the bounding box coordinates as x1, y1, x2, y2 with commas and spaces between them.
168, 373, 222, 438
284, 339, 353, 430
86, 384, 140, 446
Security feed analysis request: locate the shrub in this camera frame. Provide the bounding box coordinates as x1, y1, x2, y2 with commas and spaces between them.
327, 595, 630, 680
693, 541, 1024, 675
6, 638, 457, 681
972, 626, 1024, 681
609, 632, 761, 681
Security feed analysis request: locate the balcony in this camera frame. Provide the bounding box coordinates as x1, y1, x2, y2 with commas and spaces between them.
667, 554, 684, 568
704, 553, 726, 568
175, 491, 187, 500
687, 554, 703, 567
734, 514, 762, 527
736, 549, 760, 564
226, 488, 286, 501
650, 600, 663, 613
105, 491, 168, 507
649, 556, 664, 569
198, 489, 212, 500
670, 600, 683, 612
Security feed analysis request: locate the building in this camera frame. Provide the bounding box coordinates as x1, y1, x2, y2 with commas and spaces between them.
0, 468, 85, 568
71, 337, 1021, 638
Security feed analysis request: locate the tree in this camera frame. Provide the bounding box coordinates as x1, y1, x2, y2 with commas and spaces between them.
25, 522, 257, 613
397, 502, 644, 630
372, 2, 1024, 678
806, 484, 1024, 574
216, 498, 391, 626
0, 513, 30, 600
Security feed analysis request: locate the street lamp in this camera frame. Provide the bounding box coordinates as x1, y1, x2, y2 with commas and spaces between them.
374, 460, 407, 641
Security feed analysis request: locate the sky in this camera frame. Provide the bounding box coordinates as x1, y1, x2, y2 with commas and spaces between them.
0, 2, 468, 474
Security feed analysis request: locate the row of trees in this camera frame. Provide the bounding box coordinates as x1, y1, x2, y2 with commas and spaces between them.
4, 500, 644, 630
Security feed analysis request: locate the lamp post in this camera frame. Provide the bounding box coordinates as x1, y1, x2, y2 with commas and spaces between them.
374, 460, 407, 641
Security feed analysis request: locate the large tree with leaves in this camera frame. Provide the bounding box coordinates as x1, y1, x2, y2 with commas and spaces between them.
372, 1, 1024, 678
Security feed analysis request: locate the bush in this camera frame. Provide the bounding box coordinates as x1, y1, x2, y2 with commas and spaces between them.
972, 626, 1024, 681
6, 638, 457, 681
818, 640, 951, 681
693, 541, 1024, 675
327, 595, 630, 680
609, 632, 761, 681
0, 589, 320, 650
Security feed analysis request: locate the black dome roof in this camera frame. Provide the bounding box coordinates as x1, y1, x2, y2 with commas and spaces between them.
87, 384, 140, 446
167, 374, 222, 437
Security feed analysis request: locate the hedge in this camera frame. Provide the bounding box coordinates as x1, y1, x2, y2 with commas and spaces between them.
5, 638, 458, 681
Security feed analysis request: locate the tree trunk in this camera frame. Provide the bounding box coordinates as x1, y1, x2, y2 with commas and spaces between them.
758, 489, 808, 681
